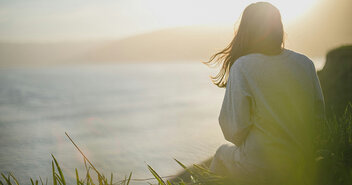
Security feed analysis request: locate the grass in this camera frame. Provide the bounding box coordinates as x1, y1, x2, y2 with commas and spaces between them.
1, 104, 352, 185
314, 103, 352, 185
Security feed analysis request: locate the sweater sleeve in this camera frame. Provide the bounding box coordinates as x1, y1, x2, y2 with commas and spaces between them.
218, 60, 253, 146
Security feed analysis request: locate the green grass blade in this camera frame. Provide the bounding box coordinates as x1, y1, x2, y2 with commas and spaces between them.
1, 173, 11, 185
173, 158, 196, 182
193, 164, 212, 174
52, 161, 57, 185
126, 172, 132, 185
39, 177, 44, 185
87, 169, 95, 185
55, 174, 63, 185
51, 155, 66, 185
75, 168, 81, 185
9, 173, 19, 185
147, 164, 165, 185
85, 168, 91, 185
101, 174, 108, 184
110, 173, 113, 185
84, 158, 88, 171
173, 159, 187, 170
97, 177, 101, 185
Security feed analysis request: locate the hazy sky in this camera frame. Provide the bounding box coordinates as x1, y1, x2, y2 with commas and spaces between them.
0, 0, 319, 42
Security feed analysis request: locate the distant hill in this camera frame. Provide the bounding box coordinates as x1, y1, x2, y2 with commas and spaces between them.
81, 26, 233, 63
0, 26, 234, 67
0, 41, 107, 67
0, 0, 351, 67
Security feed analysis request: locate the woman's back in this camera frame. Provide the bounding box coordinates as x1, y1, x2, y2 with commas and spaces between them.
237, 49, 322, 148
221, 48, 325, 181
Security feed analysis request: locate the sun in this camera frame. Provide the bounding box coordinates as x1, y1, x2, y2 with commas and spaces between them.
259, 0, 319, 22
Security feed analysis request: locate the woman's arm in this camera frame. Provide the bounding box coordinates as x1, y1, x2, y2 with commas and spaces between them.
218, 60, 253, 146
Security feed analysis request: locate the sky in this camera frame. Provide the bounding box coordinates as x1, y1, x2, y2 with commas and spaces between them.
0, 0, 319, 42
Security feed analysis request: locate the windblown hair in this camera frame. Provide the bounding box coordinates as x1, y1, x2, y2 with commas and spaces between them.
204, 2, 285, 88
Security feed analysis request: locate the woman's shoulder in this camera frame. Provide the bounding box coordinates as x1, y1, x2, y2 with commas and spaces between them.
229, 54, 260, 74
286, 49, 312, 61
285, 49, 316, 70
235, 49, 314, 67
230, 49, 316, 77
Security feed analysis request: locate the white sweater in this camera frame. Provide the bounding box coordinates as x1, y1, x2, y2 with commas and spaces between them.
218, 48, 325, 173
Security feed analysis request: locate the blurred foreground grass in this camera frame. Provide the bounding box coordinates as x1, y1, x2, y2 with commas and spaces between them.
1, 104, 352, 185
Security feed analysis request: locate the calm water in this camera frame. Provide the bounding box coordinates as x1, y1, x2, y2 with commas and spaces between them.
0, 62, 226, 184
0, 59, 325, 184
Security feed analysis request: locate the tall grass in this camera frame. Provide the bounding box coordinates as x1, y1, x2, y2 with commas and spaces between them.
1, 104, 352, 185
314, 103, 352, 185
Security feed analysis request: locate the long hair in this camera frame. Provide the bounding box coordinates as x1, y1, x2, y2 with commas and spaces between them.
204, 2, 285, 88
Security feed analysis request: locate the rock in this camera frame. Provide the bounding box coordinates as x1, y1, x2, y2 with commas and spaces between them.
318, 45, 352, 118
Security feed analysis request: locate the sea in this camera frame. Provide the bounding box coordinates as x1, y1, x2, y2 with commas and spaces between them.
0, 59, 325, 184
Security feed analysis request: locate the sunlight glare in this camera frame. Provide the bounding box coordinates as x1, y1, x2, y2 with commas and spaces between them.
263, 0, 319, 22
143, 0, 319, 30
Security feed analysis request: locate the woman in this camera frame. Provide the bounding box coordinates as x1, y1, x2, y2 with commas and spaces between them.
204, 2, 325, 184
